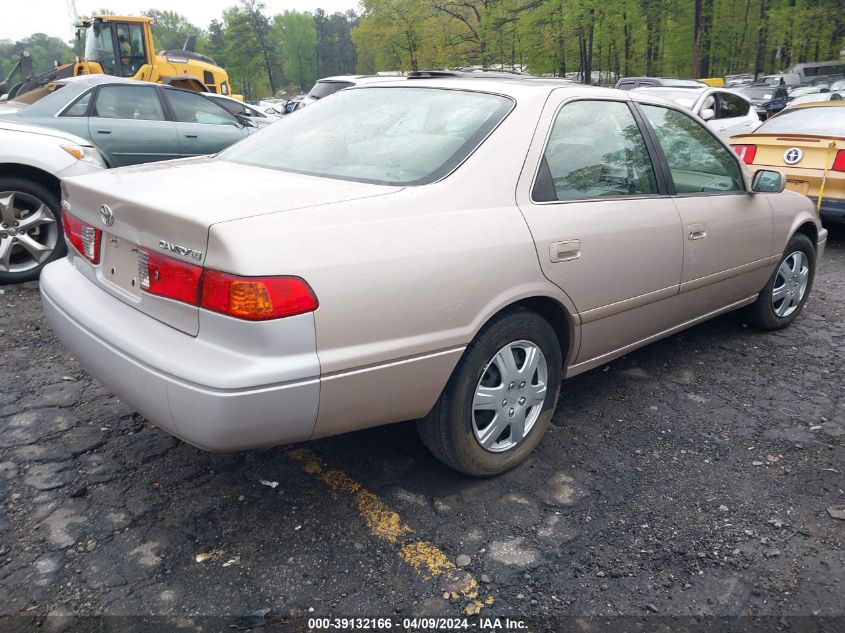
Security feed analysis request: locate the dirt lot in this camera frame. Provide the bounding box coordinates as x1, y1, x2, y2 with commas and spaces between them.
0, 226, 843, 631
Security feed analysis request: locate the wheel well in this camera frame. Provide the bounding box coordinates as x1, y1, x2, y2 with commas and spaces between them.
501, 296, 573, 363
794, 221, 818, 247
0, 163, 60, 197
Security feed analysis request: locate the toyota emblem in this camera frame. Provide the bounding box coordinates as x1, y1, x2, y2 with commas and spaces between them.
783, 148, 803, 165
99, 204, 114, 226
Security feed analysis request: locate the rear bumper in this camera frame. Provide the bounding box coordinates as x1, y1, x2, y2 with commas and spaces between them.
815, 196, 845, 224
40, 257, 320, 451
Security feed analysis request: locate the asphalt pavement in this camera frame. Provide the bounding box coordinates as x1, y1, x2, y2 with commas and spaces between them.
0, 226, 843, 632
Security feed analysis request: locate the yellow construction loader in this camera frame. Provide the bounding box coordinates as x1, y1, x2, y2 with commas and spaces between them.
1, 16, 233, 99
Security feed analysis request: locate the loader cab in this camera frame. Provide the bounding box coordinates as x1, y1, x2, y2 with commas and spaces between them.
81, 18, 150, 79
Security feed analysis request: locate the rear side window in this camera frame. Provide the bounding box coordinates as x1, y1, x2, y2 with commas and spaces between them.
62, 91, 93, 117
640, 104, 743, 194
219, 87, 513, 186
533, 100, 657, 201
166, 90, 239, 126
93, 85, 165, 121
308, 81, 353, 100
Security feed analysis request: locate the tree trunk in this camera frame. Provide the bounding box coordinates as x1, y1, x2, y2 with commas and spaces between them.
692, 0, 702, 77
754, 0, 769, 79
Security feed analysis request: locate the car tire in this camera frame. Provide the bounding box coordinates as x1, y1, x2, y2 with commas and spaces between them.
417, 308, 563, 477
0, 177, 65, 285
748, 233, 815, 331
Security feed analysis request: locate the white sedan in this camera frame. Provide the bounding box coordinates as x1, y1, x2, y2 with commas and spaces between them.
633, 86, 760, 140
0, 121, 105, 283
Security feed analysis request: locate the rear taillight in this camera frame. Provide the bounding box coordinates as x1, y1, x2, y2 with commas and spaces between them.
732, 144, 757, 164
832, 150, 845, 173
137, 249, 318, 320
138, 249, 202, 305
62, 211, 101, 264
201, 271, 318, 321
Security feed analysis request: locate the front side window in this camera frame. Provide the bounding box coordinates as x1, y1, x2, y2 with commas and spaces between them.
533, 100, 657, 201
219, 87, 513, 186
166, 90, 239, 126
93, 85, 165, 121
640, 104, 743, 194
718, 93, 749, 118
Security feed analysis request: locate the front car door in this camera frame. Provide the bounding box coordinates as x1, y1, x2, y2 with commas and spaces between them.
87, 84, 179, 166
516, 95, 684, 371
161, 88, 250, 157
636, 102, 774, 322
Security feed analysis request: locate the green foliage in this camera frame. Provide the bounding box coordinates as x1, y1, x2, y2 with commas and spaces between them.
0, 34, 74, 85
275, 12, 318, 91
144, 9, 204, 52
354, 0, 845, 80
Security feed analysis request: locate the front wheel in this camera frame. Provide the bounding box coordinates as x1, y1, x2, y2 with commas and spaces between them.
417, 308, 563, 477
0, 177, 65, 284
748, 233, 815, 330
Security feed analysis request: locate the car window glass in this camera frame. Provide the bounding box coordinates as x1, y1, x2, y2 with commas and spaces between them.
61, 91, 92, 117
116, 23, 146, 78
213, 97, 246, 116
641, 104, 743, 194
718, 93, 748, 118
93, 85, 165, 121
219, 87, 513, 186
535, 100, 657, 201
166, 90, 239, 125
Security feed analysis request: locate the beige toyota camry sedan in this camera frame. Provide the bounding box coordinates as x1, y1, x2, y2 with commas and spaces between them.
41, 77, 827, 476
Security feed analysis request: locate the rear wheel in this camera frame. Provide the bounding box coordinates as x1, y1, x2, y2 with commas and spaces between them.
0, 177, 64, 284
417, 308, 563, 477
747, 233, 815, 330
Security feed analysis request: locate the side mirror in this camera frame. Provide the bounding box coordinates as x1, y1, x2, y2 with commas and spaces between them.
752, 169, 785, 193
700, 107, 716, 121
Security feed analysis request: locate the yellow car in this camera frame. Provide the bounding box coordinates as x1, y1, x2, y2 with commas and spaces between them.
730, 101, 845, 223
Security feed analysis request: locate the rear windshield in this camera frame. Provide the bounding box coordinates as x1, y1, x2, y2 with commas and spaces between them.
219, 87, 514, 186
741, 87, 775, 99
308, 80, 354, 100
758, 107, 845, 135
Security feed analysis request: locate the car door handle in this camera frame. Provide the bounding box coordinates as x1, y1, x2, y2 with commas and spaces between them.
550, 239, 581, 262
688, 223, 707, 240
184, 133, 198, 138
95, 128, 111, 134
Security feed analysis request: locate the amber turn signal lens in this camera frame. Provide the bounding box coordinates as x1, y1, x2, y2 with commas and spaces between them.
200, 271, 318, 321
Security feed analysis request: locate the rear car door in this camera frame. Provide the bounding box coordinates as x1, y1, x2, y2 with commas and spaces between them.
161, 89, 250, 157
87, 84, 179, 166
637, 103, 773, 321
516, 96, 684, 367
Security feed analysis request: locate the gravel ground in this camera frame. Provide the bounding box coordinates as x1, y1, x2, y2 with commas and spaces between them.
0, 226, 843, 631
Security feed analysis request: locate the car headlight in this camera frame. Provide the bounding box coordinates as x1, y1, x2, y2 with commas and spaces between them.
61, 144, 107, 168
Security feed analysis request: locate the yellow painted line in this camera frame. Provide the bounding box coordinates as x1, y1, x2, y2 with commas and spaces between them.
288, 448, 494, 615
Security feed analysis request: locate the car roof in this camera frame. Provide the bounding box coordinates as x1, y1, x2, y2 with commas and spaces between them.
54, 75, 144, 88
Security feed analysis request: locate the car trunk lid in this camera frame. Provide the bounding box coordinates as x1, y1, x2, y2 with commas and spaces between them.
62, 157, 402, 335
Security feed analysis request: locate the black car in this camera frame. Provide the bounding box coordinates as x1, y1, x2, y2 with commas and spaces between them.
738, 84, 789, 120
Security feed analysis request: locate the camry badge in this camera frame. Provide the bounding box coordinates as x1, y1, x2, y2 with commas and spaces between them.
99, 204, 114, 226
783, 148, 803, 165
158, 240, 203, 261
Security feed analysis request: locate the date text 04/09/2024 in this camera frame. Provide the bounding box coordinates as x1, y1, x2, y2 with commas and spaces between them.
306, 618, 528, 630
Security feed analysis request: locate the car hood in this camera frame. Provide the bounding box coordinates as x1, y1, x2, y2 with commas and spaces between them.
0, 119, 93, 146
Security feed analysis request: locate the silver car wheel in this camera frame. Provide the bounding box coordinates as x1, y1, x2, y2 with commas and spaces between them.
771, 250, 809, 318
471, 340, 548, 453
0, 191, 58, 274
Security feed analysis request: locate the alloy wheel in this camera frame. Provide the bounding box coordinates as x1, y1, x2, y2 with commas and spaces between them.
0, 191, 59, 275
